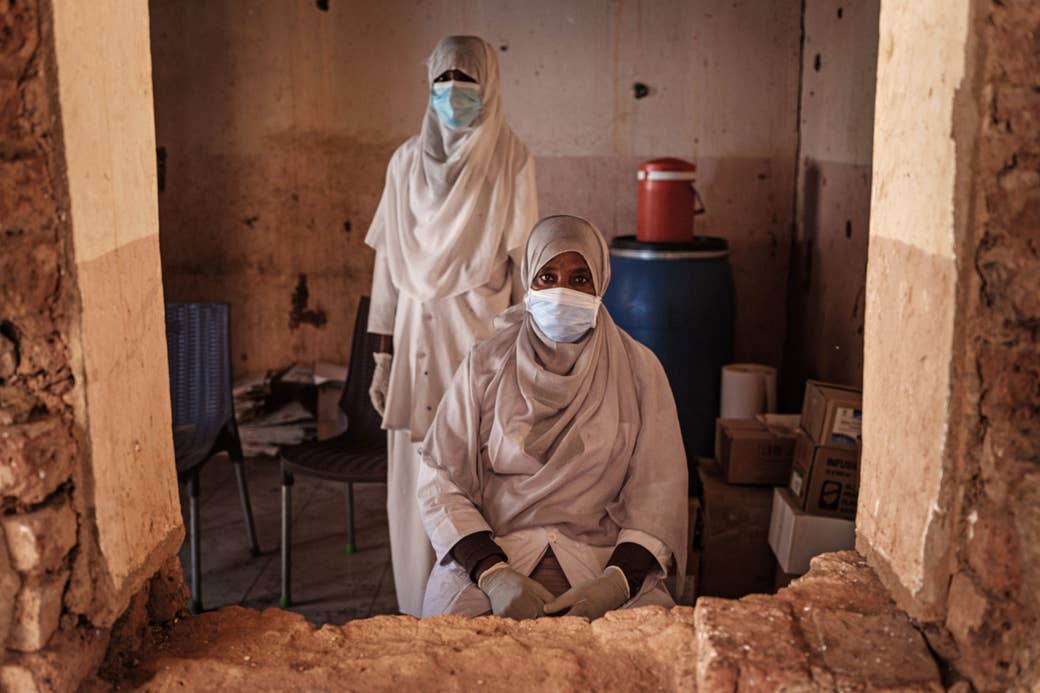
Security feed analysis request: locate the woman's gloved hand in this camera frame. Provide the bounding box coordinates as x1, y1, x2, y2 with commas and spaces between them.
543, 565, 630, 620
369, 353, 392, 416
477, 562, 554, 620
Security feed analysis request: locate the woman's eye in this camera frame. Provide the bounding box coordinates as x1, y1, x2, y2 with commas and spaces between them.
539, 273, 555, 283
573, 275, 588, 284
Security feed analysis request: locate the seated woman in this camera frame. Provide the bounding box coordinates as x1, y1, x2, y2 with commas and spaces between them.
417, 215, 688, 619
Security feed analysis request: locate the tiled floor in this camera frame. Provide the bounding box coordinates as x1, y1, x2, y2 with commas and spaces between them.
176, 454, 399, 625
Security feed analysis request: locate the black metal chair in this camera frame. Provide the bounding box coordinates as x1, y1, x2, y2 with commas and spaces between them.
165, 302, 261, 613
278, 296, 387, 608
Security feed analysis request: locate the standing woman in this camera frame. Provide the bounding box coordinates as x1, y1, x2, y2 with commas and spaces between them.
365, 36, 538, 617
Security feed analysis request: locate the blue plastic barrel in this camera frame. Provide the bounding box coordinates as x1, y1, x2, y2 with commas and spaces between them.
603, 235, 735, 467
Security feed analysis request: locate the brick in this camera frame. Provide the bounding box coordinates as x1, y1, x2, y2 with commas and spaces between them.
0, 533, 21, 647
0, 235, 60, 319
0, 665, 37, 693
0, 417, 76, 505
0, 158, 55, 237
8, 569, 68, 652
0, 621, 110, 693
798, 608, 942, 690
0, 0, 39, 81
995, 86, 1040, 143
693, 595, 813, 690
2, 499, 77, 573
3, 314, 72, 386
776, 550, 895, 615
985, 3, 1040, 85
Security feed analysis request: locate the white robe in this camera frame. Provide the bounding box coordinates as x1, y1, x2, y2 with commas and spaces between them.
417, 215, 688, 618
364, 36, 539, 617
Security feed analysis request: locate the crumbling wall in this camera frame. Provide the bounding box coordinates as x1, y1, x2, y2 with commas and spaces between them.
148, 0, 802, 376
782, 0, 878, 406
858, 0, 1039, 689
1, 0, 89, 669
0, 1, 188, 688
99, 553, 943, 691
934, 0, 1040, 687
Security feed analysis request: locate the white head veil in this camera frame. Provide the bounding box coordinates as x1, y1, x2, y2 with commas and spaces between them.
365, 36, 535, 302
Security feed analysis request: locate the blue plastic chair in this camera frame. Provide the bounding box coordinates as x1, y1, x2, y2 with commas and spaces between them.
165, 302, 260, 613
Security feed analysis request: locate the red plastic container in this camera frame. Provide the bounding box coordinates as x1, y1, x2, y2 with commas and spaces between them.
636, 157, 704, 243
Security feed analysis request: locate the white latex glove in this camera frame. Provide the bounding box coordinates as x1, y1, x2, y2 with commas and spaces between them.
369, 352, 392, 417
543, 566, 630, 620
477, 562, 554, 620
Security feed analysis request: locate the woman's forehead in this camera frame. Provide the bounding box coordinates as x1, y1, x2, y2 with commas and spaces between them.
539, 251, 591, 269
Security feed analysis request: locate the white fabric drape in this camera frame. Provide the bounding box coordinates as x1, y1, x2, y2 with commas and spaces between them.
364, 36, 534, 302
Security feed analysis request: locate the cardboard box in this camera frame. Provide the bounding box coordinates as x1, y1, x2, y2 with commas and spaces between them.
715, 418, 797, 485
800, 380, 862, 448
697, 459, 777, 598
769, 487, 856, 574
789, 429, 860, 520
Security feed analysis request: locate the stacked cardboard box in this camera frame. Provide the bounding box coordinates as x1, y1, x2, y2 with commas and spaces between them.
768, 380, 861, 579
696, 459, 777, 598
769, 487, 856, 574
714, 414, 800, 485
787, 381, 862, 520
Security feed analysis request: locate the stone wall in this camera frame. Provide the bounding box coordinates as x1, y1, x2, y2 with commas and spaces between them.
857, 0, 1039, 689
0, 1, 188, 688
148, 0, 802, 376
781, 0, 878, 407
1, 0, 84, 663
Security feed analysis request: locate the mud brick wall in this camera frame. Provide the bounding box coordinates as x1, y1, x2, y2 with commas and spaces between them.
860, 1, 1040, 689
936, 0, 1040, 687
1, 2, 188, 689
0, 0, 85, 659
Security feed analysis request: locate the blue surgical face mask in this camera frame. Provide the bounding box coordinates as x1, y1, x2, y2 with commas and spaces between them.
430, 81, 483, 129
525, 288, 602, 343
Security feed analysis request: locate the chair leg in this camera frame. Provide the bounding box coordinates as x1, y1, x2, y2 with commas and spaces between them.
188, 469, 203, 614
232, 458, 261, 557
280, 465, 294, 608
344, 482, 356, 554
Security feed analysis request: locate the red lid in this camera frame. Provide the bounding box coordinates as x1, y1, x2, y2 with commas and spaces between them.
639, 157, 696, 173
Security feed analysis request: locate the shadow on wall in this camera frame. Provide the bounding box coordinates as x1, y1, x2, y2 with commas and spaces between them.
781, 157, 871, 411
